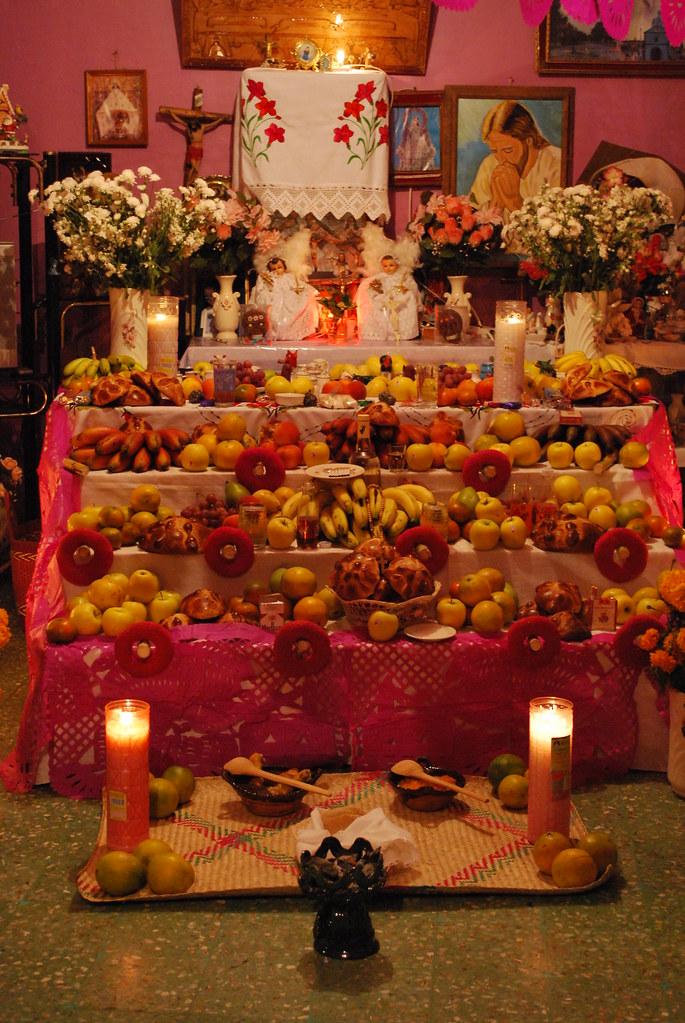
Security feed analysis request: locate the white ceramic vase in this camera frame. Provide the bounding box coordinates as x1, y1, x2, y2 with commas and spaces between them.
444, 275, 472, 334
562, 291, 608, 359
667, 687, 685, 798
212, 274, 240, 342
109, 288, 149, 367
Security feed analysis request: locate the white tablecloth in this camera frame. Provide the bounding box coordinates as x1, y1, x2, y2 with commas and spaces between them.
232, 67, 390, 220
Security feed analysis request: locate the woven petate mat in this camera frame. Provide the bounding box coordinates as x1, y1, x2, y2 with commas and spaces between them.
75, 773, 612, 903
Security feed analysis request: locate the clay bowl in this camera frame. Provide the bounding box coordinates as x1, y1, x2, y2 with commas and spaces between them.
222, 764, 323, 817
388, 757, 466, 812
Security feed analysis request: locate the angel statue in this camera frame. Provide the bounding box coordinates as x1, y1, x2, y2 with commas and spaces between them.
251, 229, 319, 342
355, 223, 421, 342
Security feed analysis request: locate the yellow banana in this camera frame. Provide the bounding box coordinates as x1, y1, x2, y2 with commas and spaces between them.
315, 490, 332, 512
281, 490, 303, 520
352, 498, 369, 529
606, 353, 637, 377
62, 356, 91, 378
386, 508, 409, 538
339, 530, 360, 550
351, 519, 371, 543
331, 502, 350, 537
319, 508, 338, 542
367, 485, 384, 522
85, 359, 100, 379
599, 357, 613, 373
380, 497, 397, 530
98, 357, 111, 376
331, 484, 353, 515
381, 486, 420, 523
350, 477, 367, 501
399, 482, 434, 505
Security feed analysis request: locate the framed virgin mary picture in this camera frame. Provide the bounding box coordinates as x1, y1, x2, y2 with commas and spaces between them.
390, 91, 443, 187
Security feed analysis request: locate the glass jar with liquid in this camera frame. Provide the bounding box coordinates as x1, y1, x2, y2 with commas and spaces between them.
349, 413, 381, 487
297, 482, 320, 549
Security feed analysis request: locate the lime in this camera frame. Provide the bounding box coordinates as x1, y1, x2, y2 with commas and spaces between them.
497, 773, 529, 809
487, 753, 526, 794
95, 851, 146, 897
162, 765, 196, 804
146, 852, 195, 895
532, 831, 572, 874
551, 848, 598, 888
576, 831, 618, 876
149, 777, 179, 819
133, 838, 173, 869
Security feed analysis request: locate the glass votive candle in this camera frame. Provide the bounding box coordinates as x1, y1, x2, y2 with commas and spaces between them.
212, 357, 237, 406
386, 443, 406, 470
238, 501, 267, 549
420, 501, 450, 539
146, 296, 179, 375
527, 697, 573, 843
417, 364, 438, 404
105, 699, 150, 852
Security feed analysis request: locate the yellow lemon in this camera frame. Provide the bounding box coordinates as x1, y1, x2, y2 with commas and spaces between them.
532, 831, 572, 874
146, 852, 195, 895
95, 851, 146, 897
497, 773, 529, 809
551, 848, 598, 888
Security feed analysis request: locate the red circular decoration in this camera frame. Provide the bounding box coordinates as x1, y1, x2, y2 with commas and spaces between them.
56, 528, 114, 585
234, 446, 286, 492
395, 526, 449, 575
204, 526, 255, 577
597, 0, 634, 41
273, 620, 331, 677
613, 614, 666, 668
594, 527, 648, 582
114, 622, 174, 678
507, 615, 562, 670
461, 449, 512, 496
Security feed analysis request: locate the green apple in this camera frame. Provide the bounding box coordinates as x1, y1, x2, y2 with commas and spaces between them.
127, 569, 161, 604
436, 598, 467, 629
367, 610, 399, 642
65, 592, 90, 613
583, 486, 614, 512
613, 592, 634, 625
635, 597, 667, 618
491, 589, 517, 625
474, 433, 499, 451
631, 586, 659, 605
316, 586, 344, 620
69, 601, 103, 636
552, 474, 582, 505
86, 576, 126, 611
156, 505, 175, 522
560, 501, 588, 518
225, 481, 251, 509
546, 441, 575, 469
503, 581, 518, 606
574, 441, 602, 470
101, 605, 137, 637
120, 600, 148, 623
468, 517, 501, 551
270, 566, 287, 593
475, 495, 506, 524
444, 443, 472, 471
266, 515, 297, 550
588, 504, 617, 531
148, 590, 182, 623
499, 515, 527, 549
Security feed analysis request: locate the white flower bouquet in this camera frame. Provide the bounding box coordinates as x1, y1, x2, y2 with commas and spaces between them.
34, 167, 220, 294
503, 182, 673, 299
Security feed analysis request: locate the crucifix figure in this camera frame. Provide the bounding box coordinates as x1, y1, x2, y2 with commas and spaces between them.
159, 94, 233, 185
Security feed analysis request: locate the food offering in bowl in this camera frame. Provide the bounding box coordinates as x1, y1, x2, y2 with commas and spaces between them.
389, 757, 466, 812
274, 392, 305, 407
222, 753, 323, 817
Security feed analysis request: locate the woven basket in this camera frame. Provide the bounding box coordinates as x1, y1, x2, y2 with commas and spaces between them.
4, 492, 41, 615
336, 582, 441, 629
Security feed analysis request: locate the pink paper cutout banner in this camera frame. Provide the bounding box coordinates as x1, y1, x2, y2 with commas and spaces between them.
597, 0, 635, 39
519, 0, 554, 25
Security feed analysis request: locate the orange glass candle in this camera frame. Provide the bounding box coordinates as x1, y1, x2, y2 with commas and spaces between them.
105, 699, 150, 852
527, 697, 573, 844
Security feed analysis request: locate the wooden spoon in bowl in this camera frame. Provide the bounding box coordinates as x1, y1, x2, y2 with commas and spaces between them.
391, 759, 490, 804
224, 756, 330, 796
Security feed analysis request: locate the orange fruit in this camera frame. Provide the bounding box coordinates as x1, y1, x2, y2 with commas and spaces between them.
272, 420, 300, 446
146, 852, 195, 895
293, 596, 329, 627
235, 382, 257, 403
532, 832, 572, 874
455, 378, 478, 407
212, 439, 244, 470
217, 413, 247, 442
277, 443, 303, 469
551, 848, 597, 888
475, 376, 494, 402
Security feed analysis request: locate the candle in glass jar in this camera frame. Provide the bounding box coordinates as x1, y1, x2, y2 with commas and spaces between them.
493, 300, 526, 404
105, 699, 150, 852
146, 296, 179, 375
527, 697, 573, 843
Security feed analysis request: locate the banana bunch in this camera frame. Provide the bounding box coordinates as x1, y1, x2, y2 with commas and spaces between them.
317, 478, 436, 547
554, 351, 589, 374
554, 351, 637, 379
66, 420, 190, 474
61, 350, 145, 389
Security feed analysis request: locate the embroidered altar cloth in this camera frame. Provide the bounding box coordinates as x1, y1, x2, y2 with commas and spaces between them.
232, 67, 390, 221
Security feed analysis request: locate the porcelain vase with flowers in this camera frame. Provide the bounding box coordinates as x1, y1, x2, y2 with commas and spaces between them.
561, 290, 608, 360
444, 275, 473, 334
212, 275, 240, 342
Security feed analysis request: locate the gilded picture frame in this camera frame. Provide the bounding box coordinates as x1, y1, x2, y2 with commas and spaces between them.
85, 70, 148, 148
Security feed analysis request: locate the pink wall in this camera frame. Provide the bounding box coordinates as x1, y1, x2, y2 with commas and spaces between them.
1, 1, 683, 236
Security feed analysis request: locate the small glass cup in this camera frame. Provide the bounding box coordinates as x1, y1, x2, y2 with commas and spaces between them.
507, 481, 533, 531
386, 443, 406, 470
238, 502, 267, 550
420, 501, 449, 539
417, 364, 438, 405
213, 358, 237, 406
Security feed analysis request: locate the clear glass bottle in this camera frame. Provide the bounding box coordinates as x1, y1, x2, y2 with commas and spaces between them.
296, 481, 320, 549
349, 413, 381, 487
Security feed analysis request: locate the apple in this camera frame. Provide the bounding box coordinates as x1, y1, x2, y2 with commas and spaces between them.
68, 506, 102, 531
266, 515, 297, 550
662, 525, 685, 549
499, 515, 527, 549
444, 443, 472, 471
65, 593, 90, 613
612, 592, 635, 625
503, 580, 518, 606
270, 566, 287, 592
635, 597, 667, 618
129, 484, 162, 513
405, 443, 433, 472
436, 597, 467, 629
101, 605, 138, 637
573, 441, 602, 470
475, 495, 506, 524
552, 474, 582, 505
316, 586, 344, 620
489, 442, 515, 465
626, 517, 651, 540
367, 610, 400, 642
456, 573, 492, 607
148, 590, 182, 623
120, 600, 148, 623
468, 518, 501, 550
470, 599, 504, 633
302, 442, 330, 467
98, 505, 126, 529
588, 504, 617, 531
86, 576, 126, 611
631, 586, 659, 605
583, 486, 614, 512
474, 433, 499, 451
546, 441, 575, 469
509, 436, 541, 467
69, 601, 103, 636
559, 501, 588, 518
491, 589, 517, 624
180, 443, 210, 472
490, 410, 526, 442
127, 569, 160, 603
130, 511, 159, 533
46, 616, 78, 644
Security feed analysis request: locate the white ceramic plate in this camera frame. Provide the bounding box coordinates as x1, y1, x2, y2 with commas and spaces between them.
306, 463, 364, 480
403, 621, 456, 642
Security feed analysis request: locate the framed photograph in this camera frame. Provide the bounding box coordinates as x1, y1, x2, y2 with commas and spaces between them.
85, 70, 148, 147
536, 0, 685, 77
442, 86, 574, 209
390, 90, 443, 187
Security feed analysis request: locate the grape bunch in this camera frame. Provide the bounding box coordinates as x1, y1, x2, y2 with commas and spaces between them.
236, 361, 266, 387
180, 493, 229, 529
438, 364, 471, 389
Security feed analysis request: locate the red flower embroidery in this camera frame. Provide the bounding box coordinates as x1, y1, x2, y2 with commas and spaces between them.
256, 97, 278, 118
355, 81, 376, 103
378, 125, 388, 145
247, 79, 266, 100
334, 124, 354, 146
375, 98, 388, 118
343, 99, 364, 121
264, 123, 285, 145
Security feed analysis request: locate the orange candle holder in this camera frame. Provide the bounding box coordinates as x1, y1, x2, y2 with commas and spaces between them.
105, 699, 150, 852
527, 696, 573, 844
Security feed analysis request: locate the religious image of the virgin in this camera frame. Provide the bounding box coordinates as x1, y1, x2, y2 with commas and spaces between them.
395, 106, 437, 173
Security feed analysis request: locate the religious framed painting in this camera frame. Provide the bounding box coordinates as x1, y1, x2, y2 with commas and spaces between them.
536, 0, 685, 77
441, 86, 574, 214
85, 70, 148, 147
390, 90, 443, 187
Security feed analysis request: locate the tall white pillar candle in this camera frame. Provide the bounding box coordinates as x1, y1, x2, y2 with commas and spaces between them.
493, 300, 526, 404
146, 296, 179, 375
527, 697, 573, 843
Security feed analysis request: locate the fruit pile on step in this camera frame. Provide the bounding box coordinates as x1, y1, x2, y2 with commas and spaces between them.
66, 418, 190, 473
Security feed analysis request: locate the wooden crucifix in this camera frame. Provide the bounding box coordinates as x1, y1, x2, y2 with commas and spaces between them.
159, 91, 233, 185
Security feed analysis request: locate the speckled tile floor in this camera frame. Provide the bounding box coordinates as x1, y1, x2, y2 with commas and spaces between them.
1, 572, 683, 1023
